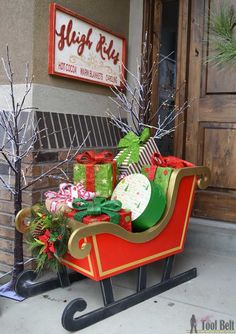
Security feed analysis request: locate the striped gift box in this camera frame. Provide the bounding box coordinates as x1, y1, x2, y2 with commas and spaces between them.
115, 137, 159, 176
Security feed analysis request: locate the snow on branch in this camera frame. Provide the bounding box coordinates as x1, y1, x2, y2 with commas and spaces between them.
0, 46, 90, 193
21, 132, 90, 190
0, 45, 91, 289
107, 35, 189, 139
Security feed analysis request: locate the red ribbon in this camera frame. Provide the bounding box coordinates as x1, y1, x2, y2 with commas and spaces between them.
145, 165, 157, 181
38, 229, 55, 259
151, 152, 194, 168
144, 153, 194, 180
76, 150, 113, 164
76, 151, 116, 192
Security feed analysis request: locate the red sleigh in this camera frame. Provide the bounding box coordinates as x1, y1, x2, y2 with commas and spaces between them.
15, 166, 210, 332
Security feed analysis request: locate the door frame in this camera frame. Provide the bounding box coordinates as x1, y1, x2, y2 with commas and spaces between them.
142, 0, 191, 157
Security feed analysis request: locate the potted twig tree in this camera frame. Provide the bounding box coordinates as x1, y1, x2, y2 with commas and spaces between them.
0, 47, 89, 296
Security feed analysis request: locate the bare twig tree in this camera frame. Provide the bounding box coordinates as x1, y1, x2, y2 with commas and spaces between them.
107, 36, 190, 139
0, 47, 89, 292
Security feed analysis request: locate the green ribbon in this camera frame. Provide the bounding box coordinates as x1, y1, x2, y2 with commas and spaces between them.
72, 198, 122, 225
116, 128, 150, 165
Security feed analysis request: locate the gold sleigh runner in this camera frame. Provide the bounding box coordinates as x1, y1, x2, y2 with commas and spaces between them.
16, 166, 210, 260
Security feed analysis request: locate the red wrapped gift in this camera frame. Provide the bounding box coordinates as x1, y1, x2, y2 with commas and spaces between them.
65, 210, 80, 220
65, 208, 132, 232
83, 214, 110, 224
84, 209, 132, 232
118, 209, 132, 232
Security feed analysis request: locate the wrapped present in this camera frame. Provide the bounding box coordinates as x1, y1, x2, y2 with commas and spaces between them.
142, 166, 173, 195
68, 198, 132, 231
45, 198, 70, 214
66, 210, 110, 223
118, 209, 132, 231
141, 153, 194, 196
74, 151, 117, 198
151, 152, 194, 168
82, 213, 110, 224
84, 209, 132, 231
111, 174, 166, 232
45, 183, 95, 213
115, 128, 159, 176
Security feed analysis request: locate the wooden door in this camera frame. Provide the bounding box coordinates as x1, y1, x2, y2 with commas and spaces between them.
185, 0, 236, 222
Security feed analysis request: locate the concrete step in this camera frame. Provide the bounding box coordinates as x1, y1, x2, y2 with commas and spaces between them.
186, 217, 236, 257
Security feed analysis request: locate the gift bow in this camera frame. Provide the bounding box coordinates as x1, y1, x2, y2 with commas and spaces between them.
116, 128, 150, 165
151, 153, 166, 166
76, 150, 114, 164
151, 152, 194, 168
38, 229, 55, 259
72, 198, 122, 224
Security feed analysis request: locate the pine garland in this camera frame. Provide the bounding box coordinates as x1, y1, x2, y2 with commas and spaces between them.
208, 3, 236, 65
26, 205, 71, 272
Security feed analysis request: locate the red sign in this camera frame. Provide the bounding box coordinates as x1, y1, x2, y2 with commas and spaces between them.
48, 3, 126, 87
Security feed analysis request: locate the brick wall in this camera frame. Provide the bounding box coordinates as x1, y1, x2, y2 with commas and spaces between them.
0, 111, 123, 273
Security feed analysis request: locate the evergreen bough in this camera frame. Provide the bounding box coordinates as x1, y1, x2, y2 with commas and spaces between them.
208, 3, 236, 65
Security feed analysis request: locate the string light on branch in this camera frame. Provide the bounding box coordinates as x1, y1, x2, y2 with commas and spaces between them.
107, 35, 189, 140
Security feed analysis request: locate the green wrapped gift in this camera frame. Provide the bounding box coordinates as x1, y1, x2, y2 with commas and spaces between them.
142, 166, 173, 195
74, 150, 117, 198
